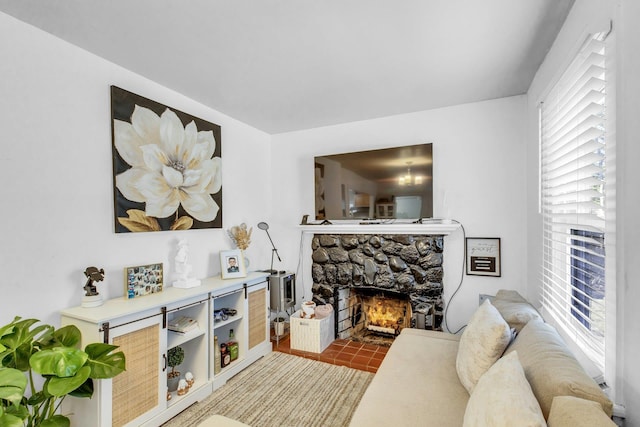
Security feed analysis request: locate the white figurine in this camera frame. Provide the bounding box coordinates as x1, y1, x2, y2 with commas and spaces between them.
172, 239, 201, 288
185, 371, 194, 387
177, 379, 188, 396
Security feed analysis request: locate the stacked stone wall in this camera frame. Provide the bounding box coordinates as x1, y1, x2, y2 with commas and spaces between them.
311, 233, 444, 330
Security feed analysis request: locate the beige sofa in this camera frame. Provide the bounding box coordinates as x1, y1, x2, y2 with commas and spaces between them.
350, 290, 615, 427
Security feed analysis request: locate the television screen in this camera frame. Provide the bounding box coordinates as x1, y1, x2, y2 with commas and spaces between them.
314, 144, 433, 221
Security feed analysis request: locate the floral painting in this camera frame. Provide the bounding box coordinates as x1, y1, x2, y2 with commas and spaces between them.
111, 86, 222, 232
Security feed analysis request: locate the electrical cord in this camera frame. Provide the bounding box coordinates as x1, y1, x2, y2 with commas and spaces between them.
443, 219, 467, 335
295, 229, 306, 302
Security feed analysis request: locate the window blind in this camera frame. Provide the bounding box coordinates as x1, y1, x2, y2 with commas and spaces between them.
540, 33, 607, 372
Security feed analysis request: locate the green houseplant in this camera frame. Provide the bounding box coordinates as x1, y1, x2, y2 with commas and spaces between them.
0, 316, 126, 427
166, 346, 184, 392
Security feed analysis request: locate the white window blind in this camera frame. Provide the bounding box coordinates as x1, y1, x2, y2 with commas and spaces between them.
540, 33, 608, 372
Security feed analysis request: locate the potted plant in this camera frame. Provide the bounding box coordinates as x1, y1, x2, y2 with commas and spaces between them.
273, 317, 286, 337
0, 316, 126, 427
167, 346, 184, 392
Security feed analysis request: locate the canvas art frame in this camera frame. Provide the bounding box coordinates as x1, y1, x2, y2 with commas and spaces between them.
465, 238, 501, 277
220, 249, 246, 279
111, 86, 222, 233
125, 263, 164, 299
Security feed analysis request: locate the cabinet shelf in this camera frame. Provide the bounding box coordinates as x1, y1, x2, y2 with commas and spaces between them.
167, 379, 208, 408
168, 328, 205, 349
213, 315, 243, 330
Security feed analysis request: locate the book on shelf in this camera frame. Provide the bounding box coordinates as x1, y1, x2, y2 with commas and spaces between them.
168, 316, 199, 333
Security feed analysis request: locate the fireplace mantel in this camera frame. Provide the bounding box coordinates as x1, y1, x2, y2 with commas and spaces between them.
299, 218, 459, 235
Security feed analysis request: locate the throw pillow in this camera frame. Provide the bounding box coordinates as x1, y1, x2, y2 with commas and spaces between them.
492, 289, 542, 332
547, 396, 616, 427
504, 319, 613, 418
456, 299, 511, 394
463, 351, 546, 427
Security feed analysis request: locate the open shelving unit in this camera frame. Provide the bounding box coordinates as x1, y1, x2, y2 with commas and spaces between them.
60, 272, 271, 427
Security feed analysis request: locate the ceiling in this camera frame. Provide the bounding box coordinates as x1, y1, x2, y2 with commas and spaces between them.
0, 0, 574, 134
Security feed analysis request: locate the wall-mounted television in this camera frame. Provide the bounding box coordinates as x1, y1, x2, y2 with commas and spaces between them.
314, 143, 433, 221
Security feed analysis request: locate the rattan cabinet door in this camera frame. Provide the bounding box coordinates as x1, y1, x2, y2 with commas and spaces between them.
109, 315, 166, 427
247, 281, 268, 350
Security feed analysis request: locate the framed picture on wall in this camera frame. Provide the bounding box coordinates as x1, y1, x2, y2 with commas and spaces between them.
220, 249, 247, 279
111, 86, 222, 233
465, 238, 501, 277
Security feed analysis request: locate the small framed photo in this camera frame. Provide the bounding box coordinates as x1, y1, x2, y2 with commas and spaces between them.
124, 263, 163, 299
220, 249, 246, 279
465, 238, 501, 277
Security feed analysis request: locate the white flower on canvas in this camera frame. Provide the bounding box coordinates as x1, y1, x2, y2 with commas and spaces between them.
114, 105, 221, 222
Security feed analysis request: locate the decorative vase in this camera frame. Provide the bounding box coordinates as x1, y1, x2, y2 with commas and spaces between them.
167, 373, 180, 392
274, 318, 285, 336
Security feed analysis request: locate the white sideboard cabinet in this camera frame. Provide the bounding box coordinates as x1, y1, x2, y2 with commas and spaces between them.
60, 272, 271, 427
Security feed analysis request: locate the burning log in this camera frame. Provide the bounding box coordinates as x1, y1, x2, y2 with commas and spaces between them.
367, 325, 397, 335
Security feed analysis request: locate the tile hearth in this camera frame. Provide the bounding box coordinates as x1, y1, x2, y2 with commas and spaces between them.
271, 332, 387, 373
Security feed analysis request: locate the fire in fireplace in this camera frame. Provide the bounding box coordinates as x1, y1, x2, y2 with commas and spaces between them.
364, 294, 411, 335
347, 288, 413, 344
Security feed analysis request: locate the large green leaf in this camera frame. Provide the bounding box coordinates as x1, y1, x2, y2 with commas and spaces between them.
0, 318, 52, 371
30, 348, 88, 378
0, 412, 25, 427
51, 326, 81, 349
40, 414, 71, 427
68, 378, 93, 399
1, 404, 28, 420
84, 343, 126, 379
0, 368, 26, 406
46, 366, 91, 397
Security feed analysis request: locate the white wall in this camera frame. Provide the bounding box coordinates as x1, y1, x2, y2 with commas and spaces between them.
271, 96, 528, 331
0, 12, 272, 328
526, 0, 640, 420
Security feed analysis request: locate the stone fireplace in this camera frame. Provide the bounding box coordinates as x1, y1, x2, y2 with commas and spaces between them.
310, 233, 445, 344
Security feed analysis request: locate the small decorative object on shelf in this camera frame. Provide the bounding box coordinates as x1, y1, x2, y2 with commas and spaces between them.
214, 336, 222, 374
185, 371, 194, 388
168, 316, 199, 334
177, 379, 188, 396
220, 342, 231, 368
227, 223, 252, 250
220, 249, 247, 279
82, 266, 105, 307
228, 223, 253, 270
167, 346, 184, 392
213, 307, 237, 323
125, 262, 163, 299
227, 329, 239, 362
172, 239, 202, 288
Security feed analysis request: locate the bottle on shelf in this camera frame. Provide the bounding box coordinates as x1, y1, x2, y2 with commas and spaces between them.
220, 342, 231, 368
213, 336, 221, 375
227, 328, 239, 362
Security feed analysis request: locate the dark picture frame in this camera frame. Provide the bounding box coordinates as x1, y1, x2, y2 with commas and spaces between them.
111, 86, 222, 233
465, 237, 501, 277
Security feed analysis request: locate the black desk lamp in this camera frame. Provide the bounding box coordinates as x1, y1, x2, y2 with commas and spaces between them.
258, 221, 281, 274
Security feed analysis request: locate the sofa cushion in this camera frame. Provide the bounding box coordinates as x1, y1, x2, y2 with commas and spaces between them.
547, 396, 616, 427
504, 319, 613, 419
463, 351, 546, 427
350, 328, 469, 427
456, 299, 511, 394
492, 289, 542, 332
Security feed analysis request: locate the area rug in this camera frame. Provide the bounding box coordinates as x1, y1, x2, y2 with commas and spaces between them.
162, 352, 374, 427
